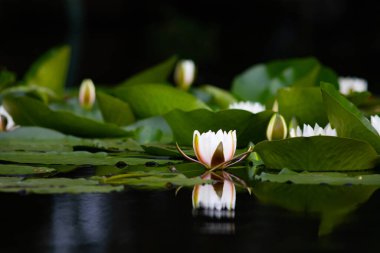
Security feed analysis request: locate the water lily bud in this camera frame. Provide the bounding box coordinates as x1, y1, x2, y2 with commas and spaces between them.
174, 60, 196, 91
79, 79, 96, 110
266, 113, 287, 141
0, 114, 8, 132
272, 100, 279, 112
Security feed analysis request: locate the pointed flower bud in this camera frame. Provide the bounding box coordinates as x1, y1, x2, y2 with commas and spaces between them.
272, 99, 279, 112
174, 59, 196, 91
266, 113, 287, 141
192, 172, 236, 211
79, 79, 96, 110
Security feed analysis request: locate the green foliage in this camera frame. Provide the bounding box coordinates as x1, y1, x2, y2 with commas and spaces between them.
255, 136, 379, 171
0, 164, 55, 176
97, 91, 135, 126
0, 69, 16, 91
232, 57, 338, 103
198, 85, 237, 109
164, 109, 273, 147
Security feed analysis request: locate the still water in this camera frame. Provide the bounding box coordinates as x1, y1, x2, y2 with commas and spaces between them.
1, 188, 380, 253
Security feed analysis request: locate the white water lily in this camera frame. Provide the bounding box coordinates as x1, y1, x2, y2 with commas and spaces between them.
174, 59, 196, 91
79, 79, 96, 110
289, 123, 337, 137
176, 129, 253, 170
192, 172, 236, 211
338, 77, 368, 95
370, 115, 380, 135
0, 105, 16, 131
229, 101, 266, 114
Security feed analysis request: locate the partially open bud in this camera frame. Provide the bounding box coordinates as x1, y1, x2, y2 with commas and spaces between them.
0, 114, 8, 132
79, 79, 96, 110
266, 113, 287, 141
174, 60, 196, 91
272, 100, 279, 112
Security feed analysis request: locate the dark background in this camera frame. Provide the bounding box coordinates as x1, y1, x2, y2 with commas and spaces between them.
0, 0, 379, 91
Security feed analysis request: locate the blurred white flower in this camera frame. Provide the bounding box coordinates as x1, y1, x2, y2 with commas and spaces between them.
192, 172, 236, 211
0, 105, 16, 131
370, 115, 380, 135
289, 123, 337, 137
338, 77, 368, 95
174, 59, 196, 91
79, 79, 96, 110
229, 101, 266, 114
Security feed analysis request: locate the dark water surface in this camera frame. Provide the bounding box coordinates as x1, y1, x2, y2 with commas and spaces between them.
1, 189, 380, 253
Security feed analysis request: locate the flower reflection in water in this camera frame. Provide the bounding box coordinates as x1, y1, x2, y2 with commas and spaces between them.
192, 171, 240, 234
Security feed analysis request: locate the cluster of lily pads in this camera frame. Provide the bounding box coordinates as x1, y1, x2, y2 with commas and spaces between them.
2, 45, 380, 235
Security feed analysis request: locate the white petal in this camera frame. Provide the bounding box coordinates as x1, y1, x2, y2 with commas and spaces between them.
222, 130, 236, 162
0, 105, 15, 130
371, 115, 380, 135
229, 101, 266, 114
221, 179, 236, 210
339, 77, 368, 95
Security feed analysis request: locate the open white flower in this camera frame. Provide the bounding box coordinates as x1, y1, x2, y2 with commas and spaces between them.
79, 79, 96, 110
370, 115, 380, 135
338, 77, 368, 95
289, 123, 337, 137
176, 129, 253, 170
229, 101, 266, 114
0, 105, 16, 131
174, 59, 196, 91
192, 172, 236, 211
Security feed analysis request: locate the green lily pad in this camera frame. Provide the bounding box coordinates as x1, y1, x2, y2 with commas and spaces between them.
24, 45, 70, 96
97, 91, 135, 126
232, 57, 338, 103
255, 136, 379, 171
3, 95, 131, 138
0, 164, 55, 175
199, 85, 237, 109
0, 177, 123, 194
114, 83, 209, 118
164, 108, 273, 147
321, 82, 380, 153
119, 56, 177, 86
277, 87, 328, 125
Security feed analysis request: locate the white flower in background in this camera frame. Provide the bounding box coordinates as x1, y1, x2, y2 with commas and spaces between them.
176, 129, 253, 170
229, 101, 266, 114
192, 172, 236, 211
338, 77, 368, 95
289, 123, 337, 137
266, 113, 287, 141
79, 79, 96, 110
370, 115, 380, 135
174, 59, 196, 91
0, 105, 16, 131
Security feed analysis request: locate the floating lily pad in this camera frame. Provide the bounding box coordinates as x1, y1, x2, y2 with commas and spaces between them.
24, 45, 70, 96
0, 164, 55, 176
321, 82, 380, 153
277, 87, 328, 125
255, 136, 379, 171
0, 177, 123, 194
119, 56, 177, 86
164, 109, 273, 147
232, 57, 338, 103
3, 95, 131, 138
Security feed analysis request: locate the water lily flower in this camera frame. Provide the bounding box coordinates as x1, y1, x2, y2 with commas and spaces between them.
176, 129, 253, 170
79, 79, 96, 110
289, 123, 337, 137
266, 113, 287, 141
370, 115, 380, 135
228, 101, 266, 114
174, 59, 196, 91
192, 172, 236, 211
0, 105, 16, 131
338, 77, 368, 95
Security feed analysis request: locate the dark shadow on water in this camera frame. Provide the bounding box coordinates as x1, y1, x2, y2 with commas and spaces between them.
0, 189, 380, 253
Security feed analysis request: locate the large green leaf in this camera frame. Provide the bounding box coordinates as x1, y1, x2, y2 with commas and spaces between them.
114, 84, 209, 118
3, 95, 131, 138
97, 91, 135, 126
255, 136, 379, 171
199, 85, 237, 109
232, 57, 338, 103
321, 82, 380, 153
119, 56, 177, 86
164, 109, 273, 147
0, 177, 123, 194
277, 87, 328, 125
253, 175, 378, 236
24, 45, 70, 96
0, 69, 16, 91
